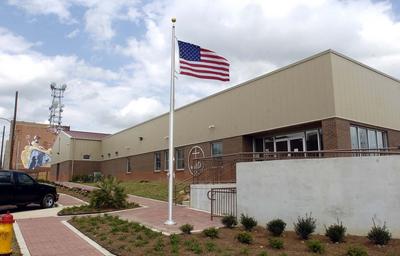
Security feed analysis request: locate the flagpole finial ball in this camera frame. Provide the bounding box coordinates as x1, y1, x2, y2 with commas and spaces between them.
171, 17, 176, 23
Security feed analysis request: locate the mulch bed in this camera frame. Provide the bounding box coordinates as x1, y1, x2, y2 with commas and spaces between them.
58, 202, 140, 216
69, 216, 400, 256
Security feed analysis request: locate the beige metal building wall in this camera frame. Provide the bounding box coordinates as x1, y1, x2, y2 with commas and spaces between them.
331, 52, 400, 131
51, 132, 102, 164
101, 51, 337, 159
51, 132, 71, 163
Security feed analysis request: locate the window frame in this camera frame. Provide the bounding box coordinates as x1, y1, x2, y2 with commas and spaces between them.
211, 141, 223, 157
175, 148, 185, 171
164, 150, 169, 171
154, 152, 161, 172
126, 157, 132, 174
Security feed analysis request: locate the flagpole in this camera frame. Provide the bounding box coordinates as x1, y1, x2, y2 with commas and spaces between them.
165, 17, 176, 226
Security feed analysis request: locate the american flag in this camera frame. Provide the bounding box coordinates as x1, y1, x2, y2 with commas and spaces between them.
177, 41, 230, 82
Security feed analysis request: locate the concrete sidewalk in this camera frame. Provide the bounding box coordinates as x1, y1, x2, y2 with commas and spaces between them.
60, 182, 222, 234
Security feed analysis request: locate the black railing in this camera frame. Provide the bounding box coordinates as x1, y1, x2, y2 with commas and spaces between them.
190, 148, 400, 184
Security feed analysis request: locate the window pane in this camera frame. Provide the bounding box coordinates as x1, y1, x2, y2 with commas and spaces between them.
376, 131, 383, 148
358, 128, 368, 149
154, 152, 161, 170
306, 131, 319, 151
368, 130, 377, 149
164, 151, 169, 170
350, 126, 359, 149
17, 173, 34, 185
211, 142, 223, 156
264, 138, 274, 152
126, 158, 132, 173
382, 132, 388, 148
0, 172, 11, 184
176, 149, 185, 169
254, 138, 263, 152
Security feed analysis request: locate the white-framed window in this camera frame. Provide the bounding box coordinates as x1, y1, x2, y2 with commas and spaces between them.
164, 150, 169, 171
154, 152, 161, 172
350, 125, 388, 150
126, 158, 132, 174
175, 148, 185, 170
211, 142, 223, 156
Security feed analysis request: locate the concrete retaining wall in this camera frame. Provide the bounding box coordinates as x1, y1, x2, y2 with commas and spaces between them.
190, 183, 236, 212
237, 156, 400, 238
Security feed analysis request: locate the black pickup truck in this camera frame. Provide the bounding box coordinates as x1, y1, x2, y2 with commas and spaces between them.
0, 170, 58, 208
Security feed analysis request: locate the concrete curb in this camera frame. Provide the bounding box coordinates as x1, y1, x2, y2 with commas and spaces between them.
61, 220, 115, 256
13, 221, 31, 256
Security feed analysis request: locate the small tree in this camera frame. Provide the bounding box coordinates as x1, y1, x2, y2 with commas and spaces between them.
90, 177, 128, 209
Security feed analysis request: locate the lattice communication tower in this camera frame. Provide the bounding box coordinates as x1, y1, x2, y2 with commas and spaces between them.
49, 82, 67, 134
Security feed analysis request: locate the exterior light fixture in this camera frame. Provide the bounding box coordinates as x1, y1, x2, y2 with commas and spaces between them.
208, 125, 215, 129
139, 136, 143, 141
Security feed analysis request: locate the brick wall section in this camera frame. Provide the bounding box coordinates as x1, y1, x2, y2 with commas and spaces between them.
97, 136, 245, 182
387, 130, 400, 148
321, 118, 351, 150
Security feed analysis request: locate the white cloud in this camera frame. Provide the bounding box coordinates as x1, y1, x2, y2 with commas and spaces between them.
66, 28, 80, 39
0, 27, 33, 54
7, 0, 75, 23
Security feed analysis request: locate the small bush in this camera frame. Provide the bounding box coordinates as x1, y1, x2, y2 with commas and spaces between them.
90, 177, 128, 209
202, 227, 219, 239
306, 240, 325, 254
367, 220, 391, 245
222, 215, 238, 228
269, 238, 284, 249
267, 219, 286, 236
346, 246, 368, 256
240, 214, 257, 231
325, 220, 346, 243
294, 212, 316, 240
236, 231, 253, 244
180, 224, 194, 234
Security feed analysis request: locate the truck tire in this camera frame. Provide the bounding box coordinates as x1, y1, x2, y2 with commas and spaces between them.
41, 194, 55, 208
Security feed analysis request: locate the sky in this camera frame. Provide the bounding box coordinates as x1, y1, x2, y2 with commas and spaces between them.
0, 0, 400, 134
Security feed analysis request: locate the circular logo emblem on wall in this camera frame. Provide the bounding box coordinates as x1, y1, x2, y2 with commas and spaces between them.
188, 145, 205, 176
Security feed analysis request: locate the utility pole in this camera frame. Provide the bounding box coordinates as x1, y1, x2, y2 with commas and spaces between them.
0, 126, 4, 169
9, 91, 18, 170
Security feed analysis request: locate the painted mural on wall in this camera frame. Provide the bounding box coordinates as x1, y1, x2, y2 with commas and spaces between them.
21, 135, 52, 169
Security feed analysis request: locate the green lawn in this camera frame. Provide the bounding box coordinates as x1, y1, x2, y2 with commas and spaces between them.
85, 181, 169, 201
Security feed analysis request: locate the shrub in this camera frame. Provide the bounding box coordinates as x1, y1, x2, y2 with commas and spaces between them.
267, 219, 286, 236
180, 224, 194, 234
269, 238, 284, 249
306, 240, 325, 254
221, 215, 238, 228
346, 246, 368, 256
240, 214, 257, 231
294, 212, 316, 240
367, 220, 391, 245
325, 220, 346, 243
90, 177, 128, 209
236, 231, 253, 244
202, 227, 219, 239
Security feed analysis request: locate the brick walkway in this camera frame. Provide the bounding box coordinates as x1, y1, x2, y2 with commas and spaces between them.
60, 182, 222, 234
17, 217, 103, 256
58, 193, 87, 206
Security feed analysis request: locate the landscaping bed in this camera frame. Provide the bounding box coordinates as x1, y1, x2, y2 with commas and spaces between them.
57, 185, 91, 202
84, 180, 169, 201
69, 215, 400, 256
58, 202, 139, 216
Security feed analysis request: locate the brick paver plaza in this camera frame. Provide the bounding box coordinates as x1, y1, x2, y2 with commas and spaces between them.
12, 182, 221, 256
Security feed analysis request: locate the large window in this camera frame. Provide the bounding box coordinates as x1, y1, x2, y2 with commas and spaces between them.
350, 125, 388, 150
211, 142, 223, 156
154, 152, 161, 171
176, 148, 185, 170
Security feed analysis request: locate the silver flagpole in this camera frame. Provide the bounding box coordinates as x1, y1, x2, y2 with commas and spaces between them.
165, 17, 176, 225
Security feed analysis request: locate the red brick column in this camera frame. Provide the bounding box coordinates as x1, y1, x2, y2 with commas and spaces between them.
321, 118, 351, 150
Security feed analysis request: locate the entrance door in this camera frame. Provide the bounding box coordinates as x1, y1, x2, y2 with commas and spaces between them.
275, 140, 289, 158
